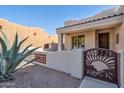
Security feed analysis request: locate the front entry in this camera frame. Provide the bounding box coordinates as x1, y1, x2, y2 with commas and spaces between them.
98, 33, 109, 49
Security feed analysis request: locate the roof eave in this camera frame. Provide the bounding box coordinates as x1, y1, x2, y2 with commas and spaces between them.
56, 14, 123, 34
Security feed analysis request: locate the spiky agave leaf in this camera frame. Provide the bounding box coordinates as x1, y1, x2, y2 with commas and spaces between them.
18, 36, 29, 48
0, 31, 11, 74
5, 33, 20, 73
12, 58, 37, 73
23, 47, 40, 56
0, 30, 10, 49
0, 37, 7, 57
14, 47, 39, 67
7, 47, 39, 74
16, 36, 29, 54
0, 32, 40, 81
0, 31, 10, 76
7, 36, 39, 74
7, 53, 22, 74
0, 53, 2, 76
21, 44, 33, 54
7, 37, 32, 73
9, 35, 30, 65
0, 37, 8, 76
5, 34, 20, 74
9, 33, 18, 61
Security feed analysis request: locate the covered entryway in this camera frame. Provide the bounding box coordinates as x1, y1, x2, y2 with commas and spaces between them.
81, 48, 118, 87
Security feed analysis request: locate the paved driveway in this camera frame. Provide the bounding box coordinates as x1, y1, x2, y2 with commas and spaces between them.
0, 63, 81, 88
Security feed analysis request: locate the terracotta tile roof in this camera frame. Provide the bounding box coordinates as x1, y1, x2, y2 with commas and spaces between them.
56, 13, 123, 30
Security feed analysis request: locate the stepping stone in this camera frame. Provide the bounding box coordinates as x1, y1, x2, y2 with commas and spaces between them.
79, 76, 118, 88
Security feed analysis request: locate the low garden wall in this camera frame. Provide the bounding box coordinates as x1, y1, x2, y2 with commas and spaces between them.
119, 50, 124, 88
25, 49, 84, 79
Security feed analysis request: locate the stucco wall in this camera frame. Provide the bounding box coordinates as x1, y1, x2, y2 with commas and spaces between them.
114, 25, 121, 52
85, 30, 96, 50
29, 49, 83, 79
47, 49, 83, 79
0, 19, 58, 49
114, 15, 124, 52
46, 51, 71, 73
118, 15, 124, 51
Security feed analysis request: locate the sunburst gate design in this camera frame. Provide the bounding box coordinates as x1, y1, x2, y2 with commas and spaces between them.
84, 48, 118, 84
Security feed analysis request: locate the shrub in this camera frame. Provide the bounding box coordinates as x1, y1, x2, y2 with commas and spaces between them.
0, 31, 39, 81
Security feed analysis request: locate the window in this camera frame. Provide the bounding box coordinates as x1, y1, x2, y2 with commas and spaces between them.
78, 35, 85, 48
72, 35, 85, 49
72, 36, 78, 49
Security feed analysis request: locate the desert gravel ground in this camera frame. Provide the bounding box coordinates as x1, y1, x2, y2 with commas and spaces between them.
0, 62, 81, 88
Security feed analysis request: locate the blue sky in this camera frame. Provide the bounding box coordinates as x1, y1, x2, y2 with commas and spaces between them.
0, 5, 116, 35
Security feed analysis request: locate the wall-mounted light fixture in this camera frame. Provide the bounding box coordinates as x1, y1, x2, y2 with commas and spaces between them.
0, 25, 2, 29
116, 33, 119, 44
33, 32, 36, 36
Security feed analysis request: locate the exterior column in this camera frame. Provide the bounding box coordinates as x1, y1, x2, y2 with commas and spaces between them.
58, 33, 64, 51
61, 34, 64, 50
120, 50, 124, 88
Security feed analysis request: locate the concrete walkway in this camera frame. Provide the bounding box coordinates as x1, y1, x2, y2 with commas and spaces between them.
0, 63, 81, 88
79, 76, 118, 88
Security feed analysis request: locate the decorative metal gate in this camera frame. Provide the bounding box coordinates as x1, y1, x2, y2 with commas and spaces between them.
84, 48, 118, 84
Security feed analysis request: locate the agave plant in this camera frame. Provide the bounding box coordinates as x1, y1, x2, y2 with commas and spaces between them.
0, 31, 39, 81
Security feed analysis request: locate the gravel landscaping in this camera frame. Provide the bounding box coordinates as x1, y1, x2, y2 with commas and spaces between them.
0, 62, 81, 88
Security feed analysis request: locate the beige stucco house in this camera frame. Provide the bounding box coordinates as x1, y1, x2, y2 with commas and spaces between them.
56, 6, 124, 52
56, 6, 124, 87
0, 18, 58, 49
